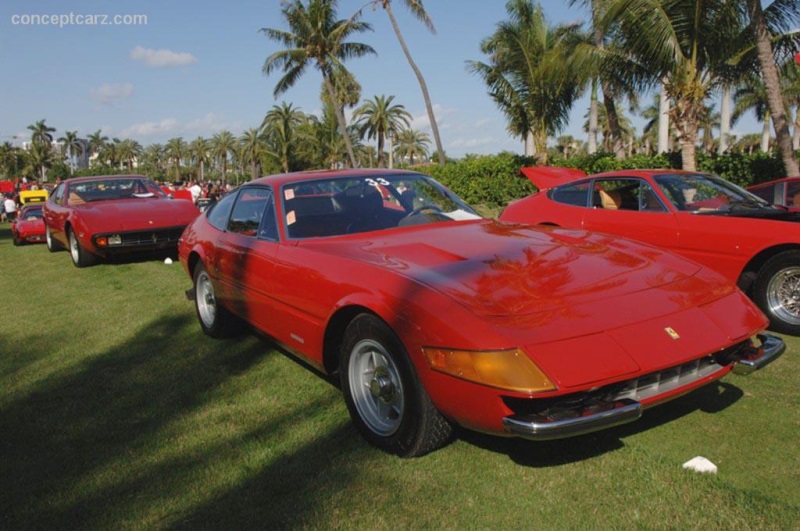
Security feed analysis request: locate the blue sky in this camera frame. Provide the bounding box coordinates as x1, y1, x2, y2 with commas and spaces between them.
0, 0, 761, 158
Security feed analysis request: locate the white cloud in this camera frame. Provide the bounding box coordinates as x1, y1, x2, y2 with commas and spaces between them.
90, 82, 134, 105
121, 118, 180, 138
119, 113, 243, 140
130, 45, 197, 68
448, 137, 499, 149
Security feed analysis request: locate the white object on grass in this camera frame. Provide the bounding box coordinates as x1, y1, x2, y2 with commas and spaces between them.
682, 456, 717, 474
164, 257, 173, 265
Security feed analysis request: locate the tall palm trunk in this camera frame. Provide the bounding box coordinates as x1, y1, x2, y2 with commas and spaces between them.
747, 0, 799, 176
323, 74, 357, 168
592, 12, 624, 158
384, 3, 445, 165
588, 78, 599, 154
761, 111, 771, 153
719, 85, 731, 154
658, 81, 670, 154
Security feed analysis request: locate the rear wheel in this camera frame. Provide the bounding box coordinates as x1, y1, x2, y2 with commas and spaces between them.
193, 262, 244, 338
339, 314, 452, 457
753, 250, 800, 335
68, 228, 96, 268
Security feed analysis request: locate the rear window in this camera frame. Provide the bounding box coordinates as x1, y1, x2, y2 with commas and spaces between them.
549, 182, 590, 207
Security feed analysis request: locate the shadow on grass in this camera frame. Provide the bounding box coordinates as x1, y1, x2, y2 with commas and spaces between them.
458, 381, 743, 467
0, 312, 362, 529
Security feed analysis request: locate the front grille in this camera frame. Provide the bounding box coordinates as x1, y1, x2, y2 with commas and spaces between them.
119, 227, 185, 247
503, 340, 750, 417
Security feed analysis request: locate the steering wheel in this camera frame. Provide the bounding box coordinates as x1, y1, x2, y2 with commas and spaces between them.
407, 204, 444, 217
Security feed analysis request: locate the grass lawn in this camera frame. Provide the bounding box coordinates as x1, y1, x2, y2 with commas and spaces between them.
1, 223, 798, 530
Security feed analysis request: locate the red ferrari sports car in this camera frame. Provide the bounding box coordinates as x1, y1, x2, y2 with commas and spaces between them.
43, 175, 199, 267
747, 177, 800, 212
178, 169, 782, 457
502, 167, 800, 335
11, 204, 45, 245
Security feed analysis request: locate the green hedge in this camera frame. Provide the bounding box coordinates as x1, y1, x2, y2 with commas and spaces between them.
419, 151, 792, 211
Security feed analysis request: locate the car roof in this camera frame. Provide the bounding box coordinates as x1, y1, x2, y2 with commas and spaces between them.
66, 174, 149, 184
247, 168, 425, 188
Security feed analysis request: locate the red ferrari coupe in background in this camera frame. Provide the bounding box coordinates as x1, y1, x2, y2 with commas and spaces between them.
43, 175, 199, 267
501, 167, 800, 335
179, 169, 782, 457
11, 204, 46, 245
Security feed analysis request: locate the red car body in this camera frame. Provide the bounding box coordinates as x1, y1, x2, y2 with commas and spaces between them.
501, 167, 800, 335
747, 177, 800, 212
11, 204, 46, 245
43, 175, 199, 267
178, 169, 782, 456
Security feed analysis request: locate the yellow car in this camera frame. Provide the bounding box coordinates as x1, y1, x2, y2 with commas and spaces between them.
19, 189, 49, 205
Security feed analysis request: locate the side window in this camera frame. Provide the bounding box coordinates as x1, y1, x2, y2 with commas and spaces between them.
258, 190, 279, 241
228, 187, 271, 236
594, 179, 660, 211
207, 190, 238, 230
639, 182, 667, 212
51, 183, 65, 205
549, 182, 591, 207
785, 182, 800, 208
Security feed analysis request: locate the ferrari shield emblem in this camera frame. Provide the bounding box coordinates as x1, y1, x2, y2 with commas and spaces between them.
664, 327, 680, 340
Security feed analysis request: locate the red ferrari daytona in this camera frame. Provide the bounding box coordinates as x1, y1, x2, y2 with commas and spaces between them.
178, 169, 783, 456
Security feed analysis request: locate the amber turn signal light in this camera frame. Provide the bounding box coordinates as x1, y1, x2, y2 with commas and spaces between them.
423, 347, 556, 393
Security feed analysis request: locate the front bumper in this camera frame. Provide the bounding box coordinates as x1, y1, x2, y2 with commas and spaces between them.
502, 333, 785, 441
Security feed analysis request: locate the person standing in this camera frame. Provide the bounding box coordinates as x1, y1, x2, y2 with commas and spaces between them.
4, 194, 17, 223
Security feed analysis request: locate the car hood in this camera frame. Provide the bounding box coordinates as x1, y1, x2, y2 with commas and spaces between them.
74, 198, 199, 230
306, 220, 705, 317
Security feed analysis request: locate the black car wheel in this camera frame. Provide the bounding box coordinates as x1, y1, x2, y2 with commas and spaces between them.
754, 250, 800, 335
339, 314, 452, 457
193, 262, 244, 338
68, 228, 96, 268
45, 225, 62, 252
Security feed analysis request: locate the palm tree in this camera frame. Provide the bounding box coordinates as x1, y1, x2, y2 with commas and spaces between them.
601, 0, 742, 170
394, 128, 430, 165
261, 0, 376, 168
733, 74, 774, 153
353, 95, 412, 167
210, 131, 237, 182
261, 102, 305, 173
142, 143, 167, 176
165, 137, 187, 181
58, 130, 83, 174
188, 137, 210, 180
365, 0, 446, 165
240, 128, 270, 180
27, 119, 56, 146
25, 140, 54, 180
467, 0, 583, 164
743, 0, 800, 176
87, 129, 109, 166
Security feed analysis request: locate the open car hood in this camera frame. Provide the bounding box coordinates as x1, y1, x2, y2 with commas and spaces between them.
519, 166, 587, 190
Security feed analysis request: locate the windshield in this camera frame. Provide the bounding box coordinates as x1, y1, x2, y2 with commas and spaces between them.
653, 173, 774, 213
68, 178, 165, 204
282, 173, 481, 238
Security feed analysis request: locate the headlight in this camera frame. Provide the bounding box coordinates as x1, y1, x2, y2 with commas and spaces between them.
422, 347, 556, 393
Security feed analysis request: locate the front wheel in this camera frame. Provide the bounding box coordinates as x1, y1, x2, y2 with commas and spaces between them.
46, 225, 63, 252
753, 250, 800, 335
68, 228, 96, 268
193, 262, 244, 338
339, 314, 452, 457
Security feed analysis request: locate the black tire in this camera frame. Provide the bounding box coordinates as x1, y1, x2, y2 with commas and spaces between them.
339, 314, 452, 457
13, 234, 22, 246
68, 228, 96, 268
45, 225, 63, 252
753, 250, 800, 335
192, 262, 244, 338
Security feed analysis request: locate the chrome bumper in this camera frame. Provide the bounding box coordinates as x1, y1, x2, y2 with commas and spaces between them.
502, 399, 642, 441
732, 333, 785, 375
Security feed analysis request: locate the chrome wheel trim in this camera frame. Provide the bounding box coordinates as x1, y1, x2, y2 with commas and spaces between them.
69, 231, 80, 264
766, 266, 800, 326
348, 338, 404, 436
196, 271, 217, 328
45, 226, 53, 249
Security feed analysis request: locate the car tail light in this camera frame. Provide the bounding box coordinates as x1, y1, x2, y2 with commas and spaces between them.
423, 347, 556, 393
